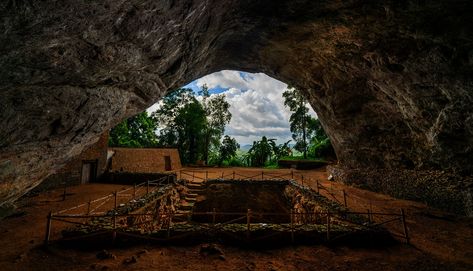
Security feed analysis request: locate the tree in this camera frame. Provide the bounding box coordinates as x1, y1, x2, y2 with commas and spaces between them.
247, 136, 274, 167
174, 98, 207, 164
270, 140, 292, 161
109, 111, 159, 148
218, 135, 239, 166
153, 88, 207, 164
152, 87, 231, 165
200, 85, 232, 165
308, 118, 335, 159
283, 87, 316, 159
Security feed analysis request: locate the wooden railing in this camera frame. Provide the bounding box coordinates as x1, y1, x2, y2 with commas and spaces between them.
45, 208, 408, 245
44, 171, 410, 245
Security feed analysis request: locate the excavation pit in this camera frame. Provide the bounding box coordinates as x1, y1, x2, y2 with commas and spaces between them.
191, 180, 292, 224
58, 178, 398, 247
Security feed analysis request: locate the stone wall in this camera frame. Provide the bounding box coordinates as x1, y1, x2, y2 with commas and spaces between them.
109, 148, 181, 173
327, 165, 473, 216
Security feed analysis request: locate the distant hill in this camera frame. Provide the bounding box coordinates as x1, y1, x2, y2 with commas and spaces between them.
239, 144, 252, 152
239, 143, 296, 152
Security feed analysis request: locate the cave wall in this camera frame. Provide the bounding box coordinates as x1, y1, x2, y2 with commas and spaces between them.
1, 0, 472, 210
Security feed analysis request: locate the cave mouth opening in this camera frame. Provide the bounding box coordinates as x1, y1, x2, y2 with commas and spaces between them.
141, 69, 336, 166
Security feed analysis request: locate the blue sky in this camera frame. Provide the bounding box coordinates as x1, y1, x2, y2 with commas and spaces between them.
148, 70, 317, 145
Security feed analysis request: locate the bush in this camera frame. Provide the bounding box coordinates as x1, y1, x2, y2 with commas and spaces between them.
222, 156, 245, 167
309, 138, 335, 159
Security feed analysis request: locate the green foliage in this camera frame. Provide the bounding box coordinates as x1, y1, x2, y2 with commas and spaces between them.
109, 111, 159, 148
283, 87, 317, 158
201, 85, 232, 164
152, 87, 232, 165
247, 136, 274, 167
219, 135, 239, 166
279, 155, 326, 162
174, 98, 207, 164
270, 140, 292, 161
309, 137, 335, 159
221, 156, 245, 167
244, 137, 292, 167
283, 88, 334, 160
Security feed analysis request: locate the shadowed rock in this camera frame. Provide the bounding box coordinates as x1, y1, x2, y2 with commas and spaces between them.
0, 1, 472, 211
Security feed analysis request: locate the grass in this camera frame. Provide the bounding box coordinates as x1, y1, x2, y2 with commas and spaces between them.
279, 155, 327, 162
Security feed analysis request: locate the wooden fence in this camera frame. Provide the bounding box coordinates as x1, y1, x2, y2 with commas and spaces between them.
45, 175, 174, 244
44, 171, 410, 245
46, 208, 408, 246
177, 169, 410, 243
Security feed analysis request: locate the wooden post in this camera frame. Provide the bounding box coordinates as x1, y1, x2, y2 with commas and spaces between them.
133, 183, 136, 199
44, 211, 52, 246
367, 209, 372, 224
212, 208, 216, 224
205, 171, 208, 181
261, 171, 264, 180
291, 170, 294, 179
114, 191, 117, 210
232, 171, 235, 180
87, 200, 91, 215
301, 175, 304, 186
62, 182, 67, 201
246, 209, 251, 239
290, 209, 294, 243
167, 211, 173, 238
369, 200, 373, 222
400, 209, 409, 244
326, 211, 331, 241
112, 212, 117, 243
146, 181, 149, 195
343, 190, 347, 207
221, 171, 224, 179
316, 180, 319, 193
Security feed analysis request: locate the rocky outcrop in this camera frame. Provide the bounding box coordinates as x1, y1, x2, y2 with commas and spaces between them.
1, 1, 472, 210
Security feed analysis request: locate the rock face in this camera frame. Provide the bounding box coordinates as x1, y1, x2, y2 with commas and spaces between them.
0, 1, 472, 209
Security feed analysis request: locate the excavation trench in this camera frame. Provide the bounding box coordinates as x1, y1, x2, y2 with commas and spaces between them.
58, 179, 396, 247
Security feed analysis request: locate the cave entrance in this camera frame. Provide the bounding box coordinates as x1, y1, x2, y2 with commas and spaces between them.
141, 70, 336, 167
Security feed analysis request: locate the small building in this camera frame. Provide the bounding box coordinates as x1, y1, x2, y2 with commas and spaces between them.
33, 133, 181, 192
108, 147, 181, 173
35, 133, 109, 191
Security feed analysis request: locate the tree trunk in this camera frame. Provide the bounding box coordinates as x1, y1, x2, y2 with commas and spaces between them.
301, 99, 307, 159
204, 131, 209, 165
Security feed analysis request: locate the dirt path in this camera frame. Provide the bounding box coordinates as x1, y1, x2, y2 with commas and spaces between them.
0, 167, 472, 270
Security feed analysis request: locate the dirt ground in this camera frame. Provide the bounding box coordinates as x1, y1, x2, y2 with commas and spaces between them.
1, 167, 472, 271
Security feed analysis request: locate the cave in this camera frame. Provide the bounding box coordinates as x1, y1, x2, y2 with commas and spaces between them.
1, 1, 472, 215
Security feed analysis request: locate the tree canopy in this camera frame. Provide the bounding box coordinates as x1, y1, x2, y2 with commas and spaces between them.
218, 135, 240, 166
109, 111, 158, 148
152, 87, 232, 165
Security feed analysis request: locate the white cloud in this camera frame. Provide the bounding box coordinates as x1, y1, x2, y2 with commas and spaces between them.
148, 70, 317, 145
196, 70, 316, 144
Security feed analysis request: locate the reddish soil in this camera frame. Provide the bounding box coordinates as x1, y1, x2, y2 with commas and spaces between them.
1, 167, 472, 271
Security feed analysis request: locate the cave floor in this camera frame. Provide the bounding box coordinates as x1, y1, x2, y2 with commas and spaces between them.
0, 167, 472, 271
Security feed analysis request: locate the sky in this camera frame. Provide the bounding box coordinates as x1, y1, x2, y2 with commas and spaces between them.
147, 70, 317, 145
